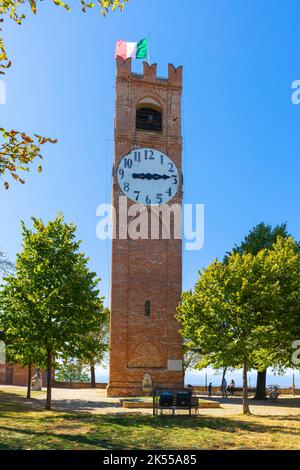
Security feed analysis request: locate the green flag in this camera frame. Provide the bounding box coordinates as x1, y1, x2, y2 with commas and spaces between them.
136, 38, 148, 59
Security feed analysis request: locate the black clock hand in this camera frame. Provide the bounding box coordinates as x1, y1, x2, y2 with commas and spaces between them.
132, 173, 171, 180
154, 174, 171, 180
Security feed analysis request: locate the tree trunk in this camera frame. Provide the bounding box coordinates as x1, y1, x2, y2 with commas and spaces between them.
253, 369, 267, 400
90, 364, 96, 388
182, 366, 186, 382
221, 367, 228, 384
242, 359, 250, 414
26, 364, 32, 399
45, 349, 52, 410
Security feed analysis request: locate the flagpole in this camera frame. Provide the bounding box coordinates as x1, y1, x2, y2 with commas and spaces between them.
148, 33, 151, 65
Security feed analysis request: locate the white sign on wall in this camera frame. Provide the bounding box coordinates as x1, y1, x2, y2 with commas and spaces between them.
167, 360, 183, 371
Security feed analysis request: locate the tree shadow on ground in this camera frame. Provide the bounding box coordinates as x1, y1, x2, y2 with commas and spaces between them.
35, 398, 119, 411
91, 413, 300, 434
0, 413, 299, 450
0, 390, 119, 412
201, 395, 300, 409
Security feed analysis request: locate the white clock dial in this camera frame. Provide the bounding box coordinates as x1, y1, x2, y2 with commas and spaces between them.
117, 148, 179, 206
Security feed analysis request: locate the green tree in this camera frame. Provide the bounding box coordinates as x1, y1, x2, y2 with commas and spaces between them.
0, 248, 14, 274
182, 344, 202, 380
259, 238, 300, 370
0, 0, 128, 188
225, 222, 299, 399
56, 358, 89, 384
0, 214, 103, 409
224, 222, 292, 262
177, 238, 300, 414
3, 338, 46, 398
78, 308, 109, 387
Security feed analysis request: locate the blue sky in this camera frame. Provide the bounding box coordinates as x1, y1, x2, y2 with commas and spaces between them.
1, 0, 300, 307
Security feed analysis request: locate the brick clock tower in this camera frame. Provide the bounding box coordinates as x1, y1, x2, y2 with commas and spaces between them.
107, 57, 184, 396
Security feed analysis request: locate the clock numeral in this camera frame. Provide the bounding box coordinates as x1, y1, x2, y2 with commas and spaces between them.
124, 158, 133, 169
117, 151, 178, 203
145, 149, 154, 160
134, 151, 141, 162
156, 193, 163, 204
168, 162, 174, 173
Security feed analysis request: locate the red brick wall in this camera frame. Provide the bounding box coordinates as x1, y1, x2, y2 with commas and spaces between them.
53, 382, 107, 389
107, 59, 184, 396
0, 364, 49, 386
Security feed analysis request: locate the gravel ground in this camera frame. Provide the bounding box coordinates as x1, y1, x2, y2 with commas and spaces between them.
1, 385, 300, 416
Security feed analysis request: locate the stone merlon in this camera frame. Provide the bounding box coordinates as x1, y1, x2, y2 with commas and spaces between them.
116, 57, 183, 87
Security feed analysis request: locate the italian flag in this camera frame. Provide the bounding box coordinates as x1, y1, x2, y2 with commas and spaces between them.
115, 38, 148, 60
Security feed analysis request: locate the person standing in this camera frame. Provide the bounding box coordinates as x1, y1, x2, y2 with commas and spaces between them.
229, 379, 235, 396
208, 382, 213, 397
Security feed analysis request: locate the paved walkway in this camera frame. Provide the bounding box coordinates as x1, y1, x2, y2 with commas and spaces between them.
1, 385, 300, 416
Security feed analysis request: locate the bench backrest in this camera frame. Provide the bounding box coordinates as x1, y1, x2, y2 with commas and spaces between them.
157, 391, 198, 408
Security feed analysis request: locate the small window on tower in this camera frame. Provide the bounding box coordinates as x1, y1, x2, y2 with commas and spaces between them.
136, 101, 162, 132
145, 300, 151, 317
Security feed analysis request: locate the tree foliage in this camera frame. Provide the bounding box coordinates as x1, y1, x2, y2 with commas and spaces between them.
0, 214, 104, 409
0, 0, 128, 66
0, 0, 128, 188
0, 128, 57, 189
177, 238, 300, 414
223, 222, 295, 262
183, 344, 202, 376
56, 358, 90, 384
74, 307, 109, 386
0, 0, 128, 23
0, 248, 14, 274
224, 222, 299, 399
78, 309, 109, 366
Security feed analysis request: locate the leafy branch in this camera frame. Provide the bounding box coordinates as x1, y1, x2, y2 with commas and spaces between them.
0, 1, 128, 188
0, 1, 128, 24
0, 248, 14, 274
0, 128, 57, 189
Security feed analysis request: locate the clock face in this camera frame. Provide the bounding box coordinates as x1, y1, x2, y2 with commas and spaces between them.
117, 148, 179, 206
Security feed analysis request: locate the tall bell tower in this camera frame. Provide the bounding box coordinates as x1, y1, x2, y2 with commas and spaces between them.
107, 58, 184, 396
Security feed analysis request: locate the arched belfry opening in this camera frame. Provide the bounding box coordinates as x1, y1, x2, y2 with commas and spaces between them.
136, 97, 162, 132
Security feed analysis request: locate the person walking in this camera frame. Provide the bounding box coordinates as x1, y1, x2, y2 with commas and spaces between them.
208, 382, 213, 397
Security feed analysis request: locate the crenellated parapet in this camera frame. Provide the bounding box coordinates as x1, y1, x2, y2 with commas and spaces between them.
142, 62, 157, 82
168, 64, 183, 87
116, 56, 132, 79
116, 57, 183, 88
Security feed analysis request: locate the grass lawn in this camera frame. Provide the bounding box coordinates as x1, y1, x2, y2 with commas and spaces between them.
0, 389, 300, 450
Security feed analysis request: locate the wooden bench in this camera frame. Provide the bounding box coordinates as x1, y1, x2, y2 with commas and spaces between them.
153, 390, 199, 416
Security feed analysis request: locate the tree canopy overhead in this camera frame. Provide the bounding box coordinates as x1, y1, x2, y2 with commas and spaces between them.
0, 0, 129, 188
0, 0, 128, 23
0, 128, 57, 189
